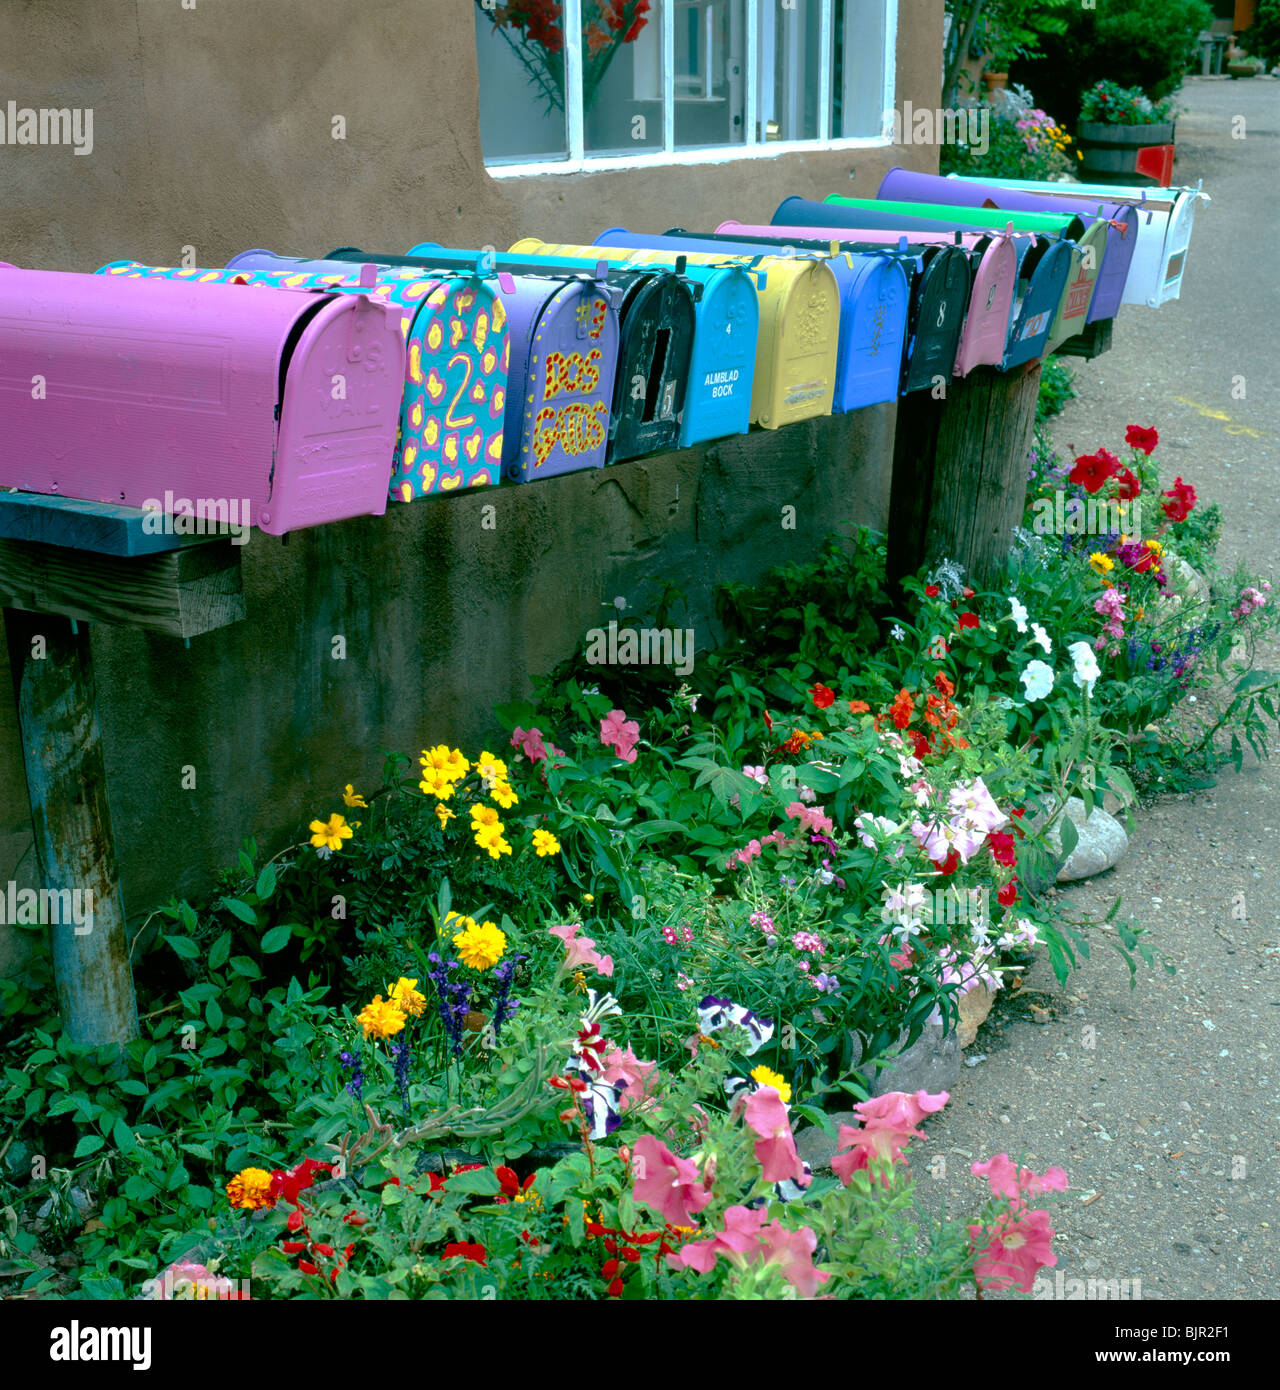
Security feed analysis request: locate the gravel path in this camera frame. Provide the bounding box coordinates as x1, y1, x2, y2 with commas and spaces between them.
912, 76, 1280, 1301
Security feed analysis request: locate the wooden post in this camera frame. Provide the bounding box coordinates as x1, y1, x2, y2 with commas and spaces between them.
887, 361, 1042, 592
4, 608, 139, 1046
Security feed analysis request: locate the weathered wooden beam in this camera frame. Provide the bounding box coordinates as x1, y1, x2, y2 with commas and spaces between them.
0, 490, 238, 557
888, 362, 1042, 590
4, 608, 138, 1047
0, 535, 245, 638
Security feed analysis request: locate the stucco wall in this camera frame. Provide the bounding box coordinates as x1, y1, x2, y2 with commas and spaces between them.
0, 0, 942, 961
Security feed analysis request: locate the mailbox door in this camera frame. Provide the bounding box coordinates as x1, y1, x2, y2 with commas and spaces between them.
953, 236, 1019, 375
677, 266, 758, 446
514, 282, 618, 481
1157, 192, 1197, 306
606, 272, 695, 462
903, 246, 970, 394
836, 255, 909, 409
1044, 222, 1105, 352
510, 242, 758, 445
1002, 239, 1072, 369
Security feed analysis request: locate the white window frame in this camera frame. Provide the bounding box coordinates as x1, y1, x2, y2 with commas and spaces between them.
483, 0, 898, 179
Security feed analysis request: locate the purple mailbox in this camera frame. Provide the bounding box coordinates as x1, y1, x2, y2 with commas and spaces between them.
501, 275, 620, 482
876, 167, 1138, 323
0, 268, 405, 535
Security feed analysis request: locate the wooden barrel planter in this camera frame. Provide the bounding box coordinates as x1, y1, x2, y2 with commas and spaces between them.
1077, 120, 1175, 186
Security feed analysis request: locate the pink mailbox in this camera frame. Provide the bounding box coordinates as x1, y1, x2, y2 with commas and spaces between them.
0, 267, 405, 535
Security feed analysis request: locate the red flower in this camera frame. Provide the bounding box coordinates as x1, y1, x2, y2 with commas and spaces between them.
934, 671, 955, 697
933, 849, 961, 876
1162, 477, 1197, 523
269, 1157, 334, 1206
282, 1240, 308, 1254
1068, 451, 1119, 494
495, 1165, 537, 1201
925, 584, 940, 597
343, 1211, 368, 1226
957, 612, 979, 630
1113, 466, 1141, 501
298, 1260, 319, 1276
997, 881, 1019, 907
312, 1243, 334, 1258
607, 1277, 625, 1297
889, 688, 915, 729
1124, 424, 1159, 455
962, 586, 975, 599
601, 1258, 620, 1278
286, 1208, 305, 1233
988, 831, 1017, 868
848, 699, 870, 714
549, 1074, 588, 1092
443, 1242, 488, 1266
809, 683, 836, 709
911, 730, 932, 760
763, 709, 774, 733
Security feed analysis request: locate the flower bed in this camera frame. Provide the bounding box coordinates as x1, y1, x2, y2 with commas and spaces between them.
3, 417, 1277, 1300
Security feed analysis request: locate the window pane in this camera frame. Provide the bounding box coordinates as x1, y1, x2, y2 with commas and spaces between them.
832, 0, 889, 139
674, 0, 747, 150
584, 1, 665, 156
474, 3, 570, 163
758, 0, 822, 142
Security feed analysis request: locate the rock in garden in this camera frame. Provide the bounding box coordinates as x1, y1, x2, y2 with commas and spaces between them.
956, 982, 996, 1048
794, 1111, 859, 1175
866, 1019, 962, 1097
1049, 796, 1130, 882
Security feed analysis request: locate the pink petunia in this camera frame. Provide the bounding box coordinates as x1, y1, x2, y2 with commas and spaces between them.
968, 1206, 1058, 1293
510, 725, 549, 763
743, 1087, 807, 1185
671, 1206, 829, 1298
548, 921, 614, 977
601, 1043, 657, 1111
631, 1135, 713, 1227
755, 1219, 829, 1299
832, 1089, 949, 1186
600, 709, 641, 763
972, 1153, 1069, 1203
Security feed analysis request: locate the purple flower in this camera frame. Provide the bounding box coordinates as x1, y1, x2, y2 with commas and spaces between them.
338, 1049, 363, 1099
813, 973, 840, 994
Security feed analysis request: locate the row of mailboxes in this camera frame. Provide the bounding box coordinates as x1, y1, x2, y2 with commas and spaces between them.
102, 257, 509, 500
876, 169, 1139, 325
1, 265, 406, 534
771, 197, 1091, 366
945, 174, 1207, 308
334, 245, 699, 465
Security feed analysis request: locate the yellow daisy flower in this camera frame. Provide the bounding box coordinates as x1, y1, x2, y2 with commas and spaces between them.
342, 784, 368, 809
309, 813, 354, 852
1088, 552, 1114, 575
532, 829, 561, 857
490, 781, 519, 809
750, 1065, 792, 1104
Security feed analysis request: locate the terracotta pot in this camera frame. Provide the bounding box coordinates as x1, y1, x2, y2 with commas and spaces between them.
981, 71, 1009, 94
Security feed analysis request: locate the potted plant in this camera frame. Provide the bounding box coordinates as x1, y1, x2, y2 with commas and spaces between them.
1076, 80, 1178, 183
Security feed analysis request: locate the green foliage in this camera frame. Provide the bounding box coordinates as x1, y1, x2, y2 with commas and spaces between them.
1036, 357, 1076, 427
1011, 0, 1213, 128
1250, 0, 1280, 64
1079, 80, 1178, 126
939, 85, 1076, 182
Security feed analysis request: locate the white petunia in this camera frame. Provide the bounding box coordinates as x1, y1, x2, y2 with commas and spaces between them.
1008, 597, 1029, 633
1031, 623, 1052, 653
891, 624, 906, 641
1019, 659, 1055, 702
1068, 640, 1101, 697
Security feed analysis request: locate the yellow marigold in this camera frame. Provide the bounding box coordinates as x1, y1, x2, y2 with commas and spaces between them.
436, 804, 455, 828
387, 976, 427, 1018
452, 918, 507, 970
471, 803, 500, 830
475, 750, 509, 788
226, 1166, 276, 1211
476, 828, 513, 860
490, 780, 519, 810
532, 828, 561, 857
419, 745, 470, 799
1088, 552, 1115, 575
750, 1065, 792, 1104
343, 784, 369, 809
358, 994, 407, 1040
309, 813, 354, 852
1145, 539, 1164, 557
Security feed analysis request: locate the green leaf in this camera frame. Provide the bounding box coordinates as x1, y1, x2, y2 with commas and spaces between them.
207, 932, 232, 971
166, 1161, 189, 1192
1057, 814, 1079, 861
117, 1079, 149, 1097
260, 923, 293, 954
74, 1134, 105, 1158
206, 1000, 224, 1031
112, 1117, 137, 1157
221, 897, 258, 926
229, 956, 263, 979
163, 934, 201, 961
255, 863, 278, 900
